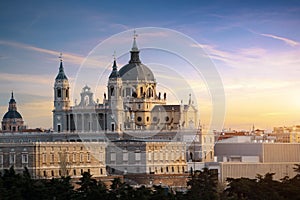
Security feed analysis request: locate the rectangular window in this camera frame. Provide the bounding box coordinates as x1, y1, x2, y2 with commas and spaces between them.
165, 152, 169, 161
51, 154, 54, 163
73, 153, 76, 162
43, 154, 47, 163
0, 154, 3, 165
123, 151, 128, 161
160, 151, 163, 161
111, 152, 116, 161
135, 152, 141, 161
148, 152, 152, 161
99, 152, 103, 162
87, 153, 90, 162
80, 153, 83, 162
22, 154, 28, 163
154, 152, 158, 160
9, 153, 15, 164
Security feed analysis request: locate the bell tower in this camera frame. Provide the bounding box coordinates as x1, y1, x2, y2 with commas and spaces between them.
53, 54, 70, 132
107, 55, 124, 133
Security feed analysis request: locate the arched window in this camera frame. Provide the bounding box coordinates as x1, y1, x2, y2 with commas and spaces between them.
66, 89, 69, 98
110, 87, 115, 96
57, 88, 62, 98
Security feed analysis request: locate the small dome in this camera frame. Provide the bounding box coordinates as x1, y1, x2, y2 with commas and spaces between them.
119, 63, 155, 81
3, 110, 22, 119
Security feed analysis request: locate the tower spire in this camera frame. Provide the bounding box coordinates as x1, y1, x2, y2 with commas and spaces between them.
129, 29, 141, 63
109, 51, 120, 78
55, 53, 68, 80
11, 91, 14, 99
132, 29, 139, 51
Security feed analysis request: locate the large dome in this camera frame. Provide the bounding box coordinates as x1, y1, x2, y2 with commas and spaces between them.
3, 110, 22, 119
119, 62, 155, 81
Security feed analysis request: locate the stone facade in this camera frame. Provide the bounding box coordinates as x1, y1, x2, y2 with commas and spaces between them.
0, 141, 107, 179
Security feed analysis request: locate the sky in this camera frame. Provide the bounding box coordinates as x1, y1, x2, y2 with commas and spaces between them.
0, 0, 300, 131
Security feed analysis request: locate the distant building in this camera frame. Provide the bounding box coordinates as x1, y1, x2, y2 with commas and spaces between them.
212, 142, 300, 181
271, 125, 300, 143
106, 140, 187, 175
1, 92, 26, 132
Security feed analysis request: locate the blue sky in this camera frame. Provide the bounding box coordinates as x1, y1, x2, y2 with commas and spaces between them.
0, 0, 300, 130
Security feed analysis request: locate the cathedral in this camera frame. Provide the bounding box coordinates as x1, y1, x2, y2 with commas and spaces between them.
53, 35, 198, 134
1, 92, 26, 132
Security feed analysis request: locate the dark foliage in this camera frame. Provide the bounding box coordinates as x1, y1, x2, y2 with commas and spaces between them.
1, 166, 300, 200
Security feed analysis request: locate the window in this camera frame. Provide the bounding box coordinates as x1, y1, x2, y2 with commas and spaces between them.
66, 89, 69, 98
73, 169, 76, 176
137, 116, 142, 122
160, 151, 163, 161
99, 152, 104, 162
80, 153, 83, 162
110, 87, 114, 96
22, 154, 28, 163
165, 116, 169, 122
154, 152, 158, 160
100, 168, 103, 175
43, 154, 47, 163
87, 153, 90, 162
135, 152, 141, 161
148, 152, 152, 161
9, 153, 15, 164
51, 154, 54, 163
0, 154, 3, 165
73, 153, 76, 162
57, 88, 62, 98
111, 152, 116, 161
123, 151, 128, 161
51, 170, 54, 177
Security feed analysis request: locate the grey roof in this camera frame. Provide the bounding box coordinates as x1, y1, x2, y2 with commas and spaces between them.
55, 61, 68, 80
3, 110, 22, 119
109, 60, 120, 79
119, 37, 155, 82
119, 62, 155, 81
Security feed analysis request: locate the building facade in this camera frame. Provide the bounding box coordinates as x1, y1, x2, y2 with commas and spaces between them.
0, 141, 107, 179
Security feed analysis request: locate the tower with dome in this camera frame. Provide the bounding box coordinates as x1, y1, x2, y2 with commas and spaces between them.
2, 92, 26, 132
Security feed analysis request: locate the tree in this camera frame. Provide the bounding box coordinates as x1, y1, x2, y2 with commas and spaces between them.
76, 171, 108, 200
186, 168, 219, 200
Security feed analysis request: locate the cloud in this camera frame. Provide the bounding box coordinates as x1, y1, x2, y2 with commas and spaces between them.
0, 72, 53, 85
0, 40, 85, 65
260, 33, 299, 47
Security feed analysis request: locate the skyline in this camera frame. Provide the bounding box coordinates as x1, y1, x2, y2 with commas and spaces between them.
0, 1, 300, 130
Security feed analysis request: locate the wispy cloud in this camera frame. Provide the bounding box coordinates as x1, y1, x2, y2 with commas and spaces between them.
0, 40, 85, 65
260, 33, 299, 47
0, 40, 112, 69
0, 72, 53, 85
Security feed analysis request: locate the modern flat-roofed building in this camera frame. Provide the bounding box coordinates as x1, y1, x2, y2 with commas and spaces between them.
213, 142, 300, 181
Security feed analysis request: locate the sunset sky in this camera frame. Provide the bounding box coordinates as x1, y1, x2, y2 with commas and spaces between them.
0, 0, 300, 131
